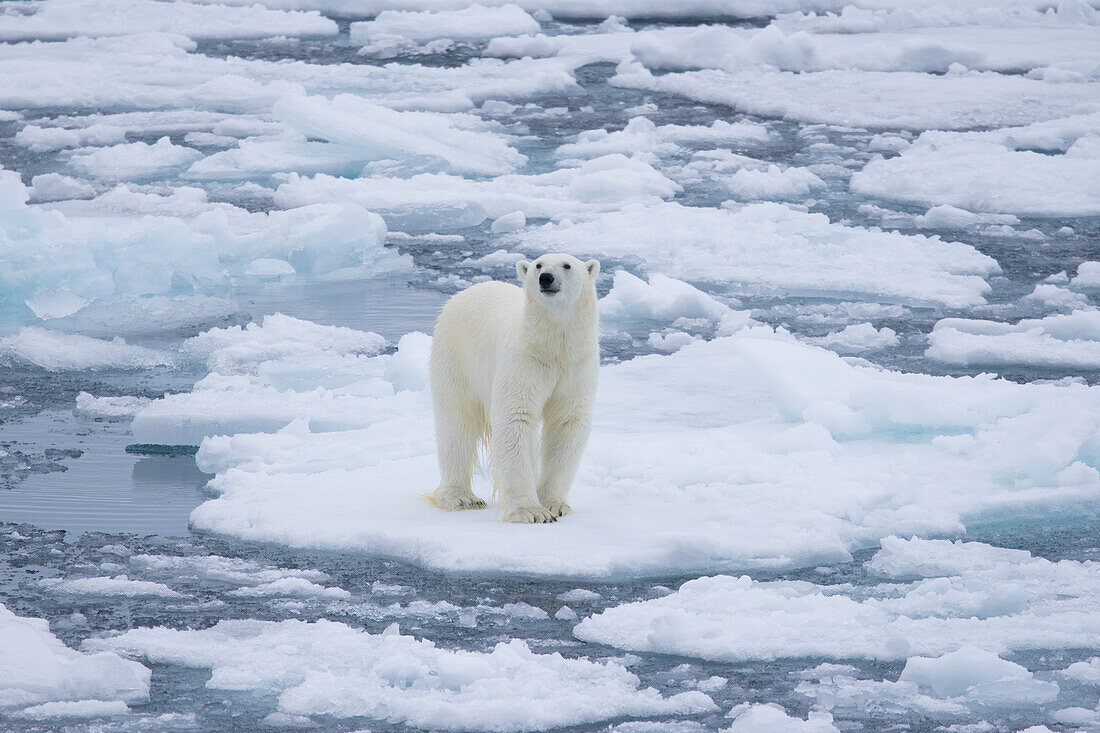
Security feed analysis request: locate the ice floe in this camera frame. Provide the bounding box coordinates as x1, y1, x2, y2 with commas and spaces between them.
274, 153, 680, 228
350, 4, 539, 44
0, 0, 337, 41
0, 603, 150, 717
574, 537, 1100, 659
613, 62, 1100, 131
127, 314, 1100, 577
87, 620, 714, 729
514, 202, 999, 307
927, 310, 1100, 369
851, 128, 1100, 217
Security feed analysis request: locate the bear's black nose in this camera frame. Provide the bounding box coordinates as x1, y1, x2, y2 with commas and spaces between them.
539, 273, 555, 288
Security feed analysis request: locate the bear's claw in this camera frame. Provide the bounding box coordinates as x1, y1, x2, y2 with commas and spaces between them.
503, 506, 557, 523
543, 501, 572, 518
432, 489, 487, 511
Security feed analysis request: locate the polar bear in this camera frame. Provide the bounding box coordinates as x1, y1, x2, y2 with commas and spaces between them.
430, 253, 600, 523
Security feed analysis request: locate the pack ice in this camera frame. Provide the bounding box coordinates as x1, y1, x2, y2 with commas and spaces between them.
0, 603, 150, 719
86, 620, 714, 730
126, 312, 1100, 578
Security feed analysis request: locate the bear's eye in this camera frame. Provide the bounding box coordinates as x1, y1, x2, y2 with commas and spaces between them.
535, 263, 541, 269
563, 263, 571, 269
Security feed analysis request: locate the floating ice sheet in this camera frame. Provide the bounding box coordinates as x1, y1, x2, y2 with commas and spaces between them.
850, 127, 1100, 217
612, 62, 1100, 131
0, 603, 150, 717
129, 314, 1100, 578
574, 537, 1100, 660
514, 202, 999, 307
927, 310, 1100, 369
87, 620, 714, 730
350, 4, 540, 43
0, 0, 337, 41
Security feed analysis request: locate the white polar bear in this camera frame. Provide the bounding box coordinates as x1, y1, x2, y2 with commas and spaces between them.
430, 253, 600, 523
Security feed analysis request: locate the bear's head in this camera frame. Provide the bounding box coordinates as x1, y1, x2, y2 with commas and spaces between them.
516, 254, 600, 316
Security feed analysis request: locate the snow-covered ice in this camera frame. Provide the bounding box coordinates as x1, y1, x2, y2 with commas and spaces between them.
515, 202, 999, 307
350, 4, 540, 43
88, 620, 714, 730
124, 317, 1100, 577
574, 537, 1100, 659
927, 310, 1100, 369
0, 603, 150, 717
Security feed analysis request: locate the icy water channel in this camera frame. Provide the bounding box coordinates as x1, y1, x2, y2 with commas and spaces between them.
2, 7, 1100, 733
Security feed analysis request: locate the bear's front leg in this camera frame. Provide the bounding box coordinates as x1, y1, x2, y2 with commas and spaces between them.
492, 386, 555, 523
537, 380, 595, 517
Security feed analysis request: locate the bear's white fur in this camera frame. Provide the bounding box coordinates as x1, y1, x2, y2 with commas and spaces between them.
430, 253, 600, 523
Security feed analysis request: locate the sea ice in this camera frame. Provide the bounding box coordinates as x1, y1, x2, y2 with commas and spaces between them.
613, 62, 1100, 131
727, 704, 839, 733
927, 310, 1100, 369
130, 317, 1100, 578
850, 133, 1100, 217
810, 322, 899, 354
0, 603, 150, 717
0, 328, 173, 371
350, 4, 539, 43
514, 202, 999, 307
0, 0, 337, 41
69, 137, 203, 182
574, 537, 1100, 660
274, 153, 680, 226
39, 575, 184, 598
86, 620, 714, 730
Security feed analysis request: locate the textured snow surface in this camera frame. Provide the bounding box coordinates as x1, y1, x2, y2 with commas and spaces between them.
927, 310, 1100, 369
126, 317, 1100, 577
87, 620, 714, 730
350, 4, 540, 43
515, 202, 999, 307
850, 129, 1100, 217
0, 603, 150, 717
574, 537, 1100, 659
0, 0, 337, 41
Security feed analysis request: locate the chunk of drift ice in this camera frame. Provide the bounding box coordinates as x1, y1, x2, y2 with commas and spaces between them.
40, 576, 184, 598
266, 94, 526, 177
727, 703, 839, 733
0, 0, 337, 41
599, 271, 740, 325
0, 168, 408, 324
0, 34, 579, 113
724, 164, 825, 201
554, 116, 772, 161
350, 4, 539, 43
810, 322, 899, 354
898, 647, 1047, 700
274, 154, 680, 225
573, 537, 1100, 660
28, 173, 95, 203
74, 392, 151, 420
927, 310, 1100, 369
0, 603, 150, 716
1071, 262, 1100, 292
134, 317, 1100, 577
797, 649, 1060, 719
69, 137, 202, 182
491, 210, 526, 233
516, 201, 999, 308
0, 328, 174, 371
612, 62, 1100, 132
86, 620, 714, 730
850, 134, 1100, 218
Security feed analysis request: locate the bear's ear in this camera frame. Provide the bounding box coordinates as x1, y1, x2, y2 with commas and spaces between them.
585, 259, 600, 279
516, 260, 530, 281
